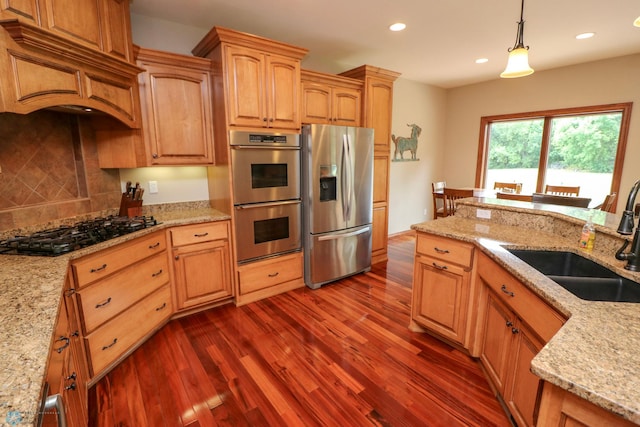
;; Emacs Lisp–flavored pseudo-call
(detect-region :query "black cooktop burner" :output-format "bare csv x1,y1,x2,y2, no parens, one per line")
0,216,158,256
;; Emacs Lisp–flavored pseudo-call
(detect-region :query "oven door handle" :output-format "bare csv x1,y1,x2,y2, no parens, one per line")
235,200,301,209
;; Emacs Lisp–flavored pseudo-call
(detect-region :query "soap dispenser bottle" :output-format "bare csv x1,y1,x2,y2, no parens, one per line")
579,213,596,251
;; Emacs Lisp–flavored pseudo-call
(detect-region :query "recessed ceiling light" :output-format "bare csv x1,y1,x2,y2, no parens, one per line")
475,58,489,64
389,23,406,32
576,32,595,40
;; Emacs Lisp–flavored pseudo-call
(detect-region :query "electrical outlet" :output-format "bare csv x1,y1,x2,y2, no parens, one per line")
476,209,491,219
148,181,159,194
423,208,427,216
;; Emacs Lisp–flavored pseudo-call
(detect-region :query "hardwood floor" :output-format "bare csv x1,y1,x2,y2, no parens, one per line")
89,233,511,426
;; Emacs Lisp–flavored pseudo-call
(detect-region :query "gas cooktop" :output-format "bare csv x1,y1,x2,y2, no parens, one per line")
0,216,158,256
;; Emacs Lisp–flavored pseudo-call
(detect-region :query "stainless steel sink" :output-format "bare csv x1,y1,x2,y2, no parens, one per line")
508,249,640,303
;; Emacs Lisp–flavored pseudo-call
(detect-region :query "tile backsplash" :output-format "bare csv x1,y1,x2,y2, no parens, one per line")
0,110,122,231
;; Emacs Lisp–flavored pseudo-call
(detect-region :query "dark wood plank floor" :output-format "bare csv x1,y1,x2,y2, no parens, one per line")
89,233,511,426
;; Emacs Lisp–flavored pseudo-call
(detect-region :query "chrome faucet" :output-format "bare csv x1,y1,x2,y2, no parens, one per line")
615,179,640,271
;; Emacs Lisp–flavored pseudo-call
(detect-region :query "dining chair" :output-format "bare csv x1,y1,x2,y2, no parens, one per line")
442,188,474,216
544,185,580,196
596,193,617,213
431,181,446,219
496,192,533,202
532,193,591,208
493,182,521,193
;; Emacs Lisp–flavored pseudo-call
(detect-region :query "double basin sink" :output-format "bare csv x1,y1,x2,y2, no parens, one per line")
508,249,640,303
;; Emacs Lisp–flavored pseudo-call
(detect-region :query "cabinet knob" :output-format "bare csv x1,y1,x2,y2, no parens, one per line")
64,382,77,391
506,321,513,327
152,153,159,158
511,328,520,334
65,372,77,381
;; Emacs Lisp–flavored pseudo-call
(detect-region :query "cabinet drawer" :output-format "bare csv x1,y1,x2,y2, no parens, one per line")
416,233,474,268
85,284,172,377
72,231,167,288
238,252,303,295
170,222,228,247
479,256,565,342
76,252,169,334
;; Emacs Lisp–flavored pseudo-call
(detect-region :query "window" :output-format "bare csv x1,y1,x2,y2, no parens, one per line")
475,103,632,211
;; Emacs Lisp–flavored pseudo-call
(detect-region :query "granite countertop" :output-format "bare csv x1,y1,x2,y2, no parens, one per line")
0,204,229,426
412,198,640,425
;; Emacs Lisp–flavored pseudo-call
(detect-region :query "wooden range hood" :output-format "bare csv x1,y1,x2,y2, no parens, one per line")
0,19,143,128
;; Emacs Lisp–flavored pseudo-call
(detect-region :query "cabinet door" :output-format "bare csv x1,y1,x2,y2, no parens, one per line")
173,239,232,309
332,86,361,126
371,204,388,262
365,77,394,153
504,324,544,427
301,82,332,124
141,63,214,164
0,0,39,22
40,0,102,50
100,0,132,61
266,53,301,129
224,45,267,128
412,255,469,344
480,290,514,394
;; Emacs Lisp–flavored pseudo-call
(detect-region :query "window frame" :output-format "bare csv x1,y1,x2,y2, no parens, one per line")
475,102,633,210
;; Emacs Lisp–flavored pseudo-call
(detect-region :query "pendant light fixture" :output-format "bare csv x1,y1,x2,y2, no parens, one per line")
500,0,534,78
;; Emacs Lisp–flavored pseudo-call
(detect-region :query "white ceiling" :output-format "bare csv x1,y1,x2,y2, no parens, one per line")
129,0,640,89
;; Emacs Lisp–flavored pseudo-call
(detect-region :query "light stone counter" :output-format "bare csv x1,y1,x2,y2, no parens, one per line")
0,203,229,426
411,197,640,425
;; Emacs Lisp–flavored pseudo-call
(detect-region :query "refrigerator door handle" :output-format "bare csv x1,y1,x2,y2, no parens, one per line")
341,133,353,221
317,226,370,241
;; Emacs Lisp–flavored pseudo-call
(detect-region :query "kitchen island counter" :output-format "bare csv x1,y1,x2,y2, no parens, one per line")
0,204,229,426
412,198,640,425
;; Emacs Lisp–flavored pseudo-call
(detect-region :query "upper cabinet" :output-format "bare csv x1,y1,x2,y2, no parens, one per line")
301,69,362,126
136,47,215,165
192,26,308,132
0,0,141,127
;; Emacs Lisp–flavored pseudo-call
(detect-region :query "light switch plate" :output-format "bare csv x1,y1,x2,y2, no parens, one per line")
148,181,159,194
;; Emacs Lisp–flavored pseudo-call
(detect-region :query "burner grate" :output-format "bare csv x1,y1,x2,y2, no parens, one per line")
0,215,158,256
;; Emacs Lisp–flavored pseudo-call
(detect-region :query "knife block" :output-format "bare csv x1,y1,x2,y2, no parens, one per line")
118,193,143,217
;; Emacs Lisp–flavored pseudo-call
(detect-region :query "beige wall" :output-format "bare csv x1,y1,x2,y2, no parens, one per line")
443,54,640,214
388,80,446,234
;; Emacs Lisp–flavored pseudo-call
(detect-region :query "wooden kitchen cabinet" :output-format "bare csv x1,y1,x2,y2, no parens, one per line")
339,65,400,264
537,382,638,427
42,275,88,427
236,250,304,306
476,252,566,427
170,221,233,310
192,26,308,132
69,230,171,380
136,47,215,165
0,0,39,23
301,69,362,126
37,0,133,61
411,233,475,347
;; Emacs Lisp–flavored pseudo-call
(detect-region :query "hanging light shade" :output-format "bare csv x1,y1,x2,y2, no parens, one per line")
634,16,640,27
501,0,534,78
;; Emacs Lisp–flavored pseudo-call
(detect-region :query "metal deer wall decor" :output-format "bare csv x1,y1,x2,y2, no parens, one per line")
391,123,421,162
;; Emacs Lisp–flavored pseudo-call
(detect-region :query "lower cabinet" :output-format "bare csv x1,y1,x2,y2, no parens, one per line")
476,252,566,427
537,382,638,427
235,251,304,306
411,232,475,347
170,221,233,310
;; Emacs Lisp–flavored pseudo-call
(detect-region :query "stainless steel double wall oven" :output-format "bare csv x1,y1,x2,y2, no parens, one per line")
230,130,302,262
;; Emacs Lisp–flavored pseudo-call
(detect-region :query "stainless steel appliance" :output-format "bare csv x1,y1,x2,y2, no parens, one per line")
302,124,374,289
230,130,302,263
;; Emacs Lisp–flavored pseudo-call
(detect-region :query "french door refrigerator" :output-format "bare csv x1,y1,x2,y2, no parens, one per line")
302,124,374,289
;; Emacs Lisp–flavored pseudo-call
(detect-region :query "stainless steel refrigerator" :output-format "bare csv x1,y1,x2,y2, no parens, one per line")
302,124,374,289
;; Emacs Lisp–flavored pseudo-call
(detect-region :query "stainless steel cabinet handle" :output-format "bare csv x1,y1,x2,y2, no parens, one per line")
90,263,107,273
318,226,370,241
501,284,515,297
95,297,112,308
235,200,300,209
434,247,450,254
44,394,68,427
